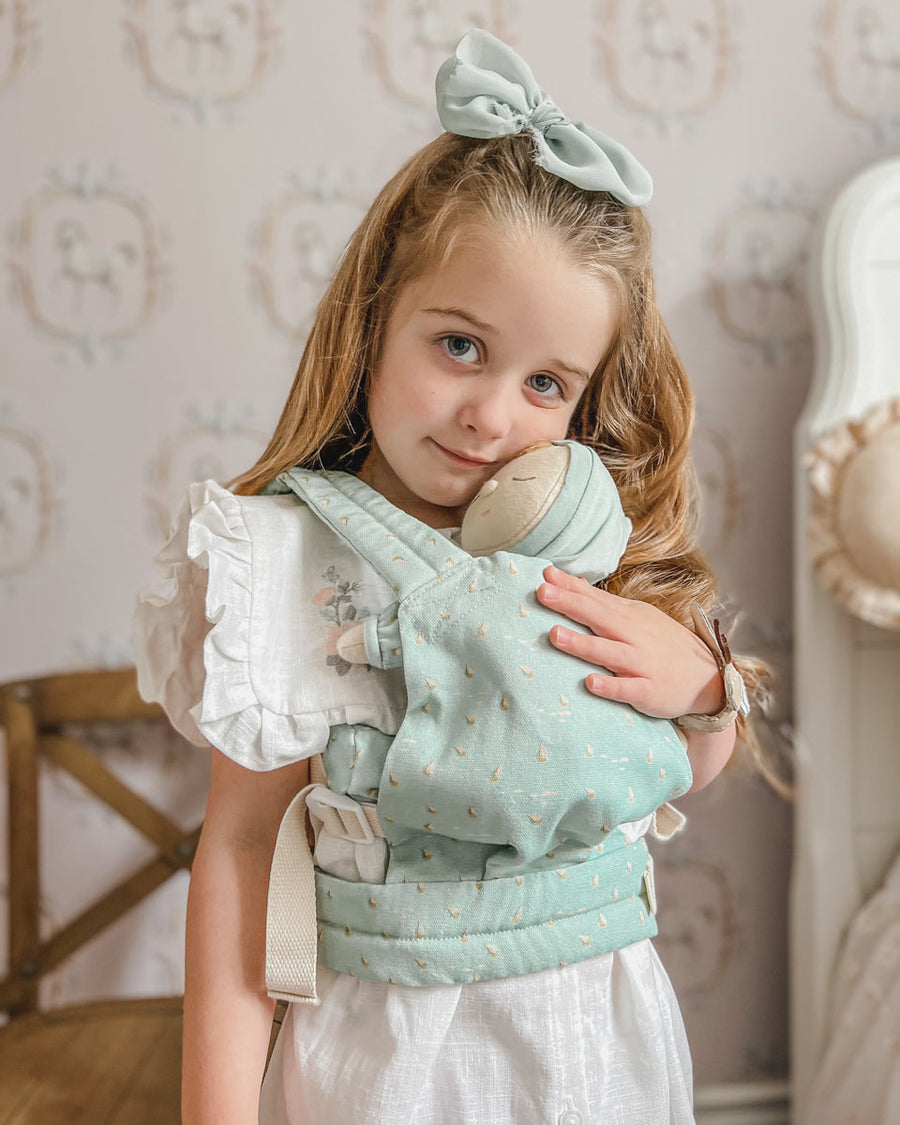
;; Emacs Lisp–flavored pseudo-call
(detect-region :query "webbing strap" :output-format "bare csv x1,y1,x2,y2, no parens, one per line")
310,753,327,786
265,782,320,1004
265,764,384,1003
276,468,469,596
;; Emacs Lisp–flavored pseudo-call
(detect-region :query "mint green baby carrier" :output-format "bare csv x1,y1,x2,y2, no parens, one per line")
270,446,692,988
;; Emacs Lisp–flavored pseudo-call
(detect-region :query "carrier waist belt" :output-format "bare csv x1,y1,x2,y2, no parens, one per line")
315,840,654,988
320,838,654,989
266,775,667,1001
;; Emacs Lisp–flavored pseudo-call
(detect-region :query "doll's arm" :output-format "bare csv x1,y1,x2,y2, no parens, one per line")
336,602,403,669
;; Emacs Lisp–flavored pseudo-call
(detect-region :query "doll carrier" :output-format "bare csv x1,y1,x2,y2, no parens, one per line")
264,468,691,1003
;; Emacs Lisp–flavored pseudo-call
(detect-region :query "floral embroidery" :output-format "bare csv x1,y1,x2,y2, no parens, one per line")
313,565,367,676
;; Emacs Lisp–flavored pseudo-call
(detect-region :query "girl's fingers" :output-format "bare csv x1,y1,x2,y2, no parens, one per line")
537,575,631,641
548,624,634,674
543,564,624,603
541,565,630,613
542,564,591,593
584,670,652,711
584,671,624,699
541,565,720,720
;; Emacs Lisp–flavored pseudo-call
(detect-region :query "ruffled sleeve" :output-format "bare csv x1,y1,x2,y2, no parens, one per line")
132,485,212,749
133,480,332,772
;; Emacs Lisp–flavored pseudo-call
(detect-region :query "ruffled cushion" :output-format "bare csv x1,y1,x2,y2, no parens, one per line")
806,397,900,630
133,481,406,772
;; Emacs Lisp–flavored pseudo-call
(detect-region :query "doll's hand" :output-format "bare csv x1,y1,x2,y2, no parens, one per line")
336,622,369,664
536,565,726,720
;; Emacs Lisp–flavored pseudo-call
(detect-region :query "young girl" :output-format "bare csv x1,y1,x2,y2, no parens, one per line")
135,29,764,1125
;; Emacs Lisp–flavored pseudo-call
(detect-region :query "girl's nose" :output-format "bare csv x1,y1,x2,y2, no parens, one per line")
457,382,512,441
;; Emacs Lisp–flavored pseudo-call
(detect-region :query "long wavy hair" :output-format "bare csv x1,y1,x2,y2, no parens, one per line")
230,132,780,790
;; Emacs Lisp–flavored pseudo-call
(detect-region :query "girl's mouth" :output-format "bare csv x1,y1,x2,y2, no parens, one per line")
430,440,495,469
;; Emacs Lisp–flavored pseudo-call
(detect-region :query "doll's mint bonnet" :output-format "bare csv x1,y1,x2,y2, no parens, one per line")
460,440,632,583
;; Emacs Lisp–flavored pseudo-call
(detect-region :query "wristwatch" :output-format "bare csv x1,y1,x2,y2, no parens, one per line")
674,604,751,733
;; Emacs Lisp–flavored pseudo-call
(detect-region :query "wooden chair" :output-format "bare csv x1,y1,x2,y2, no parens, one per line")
0,668,199,1123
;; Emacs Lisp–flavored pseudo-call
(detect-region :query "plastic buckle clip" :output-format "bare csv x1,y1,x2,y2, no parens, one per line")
643,853,658,915
306,786,376,845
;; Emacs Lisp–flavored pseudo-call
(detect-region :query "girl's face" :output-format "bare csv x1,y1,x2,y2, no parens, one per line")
360,226,619,527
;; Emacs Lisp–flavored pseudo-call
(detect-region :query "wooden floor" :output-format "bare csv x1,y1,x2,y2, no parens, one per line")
0,999,182,1124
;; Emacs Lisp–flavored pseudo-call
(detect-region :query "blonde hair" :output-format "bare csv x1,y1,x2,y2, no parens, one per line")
230,132,780,791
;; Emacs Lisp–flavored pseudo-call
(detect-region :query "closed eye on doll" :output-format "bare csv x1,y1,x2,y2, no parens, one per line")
512,476,537,481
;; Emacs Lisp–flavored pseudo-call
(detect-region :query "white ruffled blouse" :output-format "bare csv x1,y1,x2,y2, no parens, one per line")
133,480,407,769
133,480,694,1125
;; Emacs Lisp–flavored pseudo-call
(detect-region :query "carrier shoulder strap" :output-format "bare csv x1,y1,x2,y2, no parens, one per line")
272,468,470,597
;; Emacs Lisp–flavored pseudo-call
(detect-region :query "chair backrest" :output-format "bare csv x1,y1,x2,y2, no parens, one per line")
0,667,200,1019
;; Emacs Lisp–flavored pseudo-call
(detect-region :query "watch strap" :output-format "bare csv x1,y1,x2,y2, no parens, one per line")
674,604,750,732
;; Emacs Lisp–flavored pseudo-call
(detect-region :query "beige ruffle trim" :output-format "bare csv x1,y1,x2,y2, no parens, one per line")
805,397,900,631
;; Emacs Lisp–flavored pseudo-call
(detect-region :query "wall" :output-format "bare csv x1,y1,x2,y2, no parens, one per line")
2,0,899,1090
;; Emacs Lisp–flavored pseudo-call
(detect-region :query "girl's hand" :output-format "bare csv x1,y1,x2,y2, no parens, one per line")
536,564,726,721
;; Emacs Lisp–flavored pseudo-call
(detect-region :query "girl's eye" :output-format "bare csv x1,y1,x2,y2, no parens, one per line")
528,373,563,398
440,335,480,363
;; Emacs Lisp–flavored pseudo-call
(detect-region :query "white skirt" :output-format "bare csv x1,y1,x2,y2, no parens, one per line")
259,938,693,1125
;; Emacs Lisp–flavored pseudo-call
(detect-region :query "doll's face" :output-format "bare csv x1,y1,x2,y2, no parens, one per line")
359,225,617,527
460,442,570,555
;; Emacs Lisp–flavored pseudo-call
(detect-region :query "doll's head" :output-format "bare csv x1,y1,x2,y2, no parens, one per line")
460,441,572,556
459,440,631,583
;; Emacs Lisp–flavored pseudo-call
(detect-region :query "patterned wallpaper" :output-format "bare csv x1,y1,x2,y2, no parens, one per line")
2,0,898,1087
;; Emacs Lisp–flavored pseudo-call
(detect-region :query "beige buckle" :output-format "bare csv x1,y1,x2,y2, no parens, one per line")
306,786,377,844
643,853,658,915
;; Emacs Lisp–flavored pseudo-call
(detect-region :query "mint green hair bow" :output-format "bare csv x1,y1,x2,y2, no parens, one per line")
435,29,652,207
